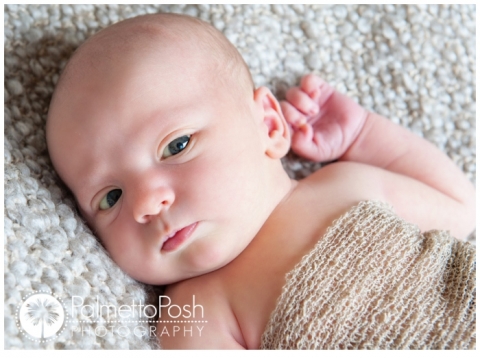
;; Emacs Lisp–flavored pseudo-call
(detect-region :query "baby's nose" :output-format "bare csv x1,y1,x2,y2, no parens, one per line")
132,185,175,224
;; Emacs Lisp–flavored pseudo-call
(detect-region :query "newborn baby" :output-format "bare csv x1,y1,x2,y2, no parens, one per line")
46,13,476,349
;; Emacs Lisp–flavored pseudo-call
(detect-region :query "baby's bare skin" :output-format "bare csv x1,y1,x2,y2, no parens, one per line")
159,75,476,349
45,14,475,349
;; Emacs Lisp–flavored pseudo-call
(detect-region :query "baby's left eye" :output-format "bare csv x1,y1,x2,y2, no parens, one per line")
162,135,191,158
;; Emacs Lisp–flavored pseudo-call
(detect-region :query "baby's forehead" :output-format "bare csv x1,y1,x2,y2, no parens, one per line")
60,28,214,98
48,14,254,145
59,14,252,95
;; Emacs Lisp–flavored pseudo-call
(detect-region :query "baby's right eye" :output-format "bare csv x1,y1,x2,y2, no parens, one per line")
99,189,122,210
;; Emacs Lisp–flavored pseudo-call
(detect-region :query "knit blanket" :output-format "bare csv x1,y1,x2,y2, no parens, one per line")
4,5,476,349
261,201,476,349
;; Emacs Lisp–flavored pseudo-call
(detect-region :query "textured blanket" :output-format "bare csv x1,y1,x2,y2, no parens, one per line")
261,201,476,349
4,5,476,349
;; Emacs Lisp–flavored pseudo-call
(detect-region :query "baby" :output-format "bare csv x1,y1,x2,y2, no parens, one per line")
46,13,476,349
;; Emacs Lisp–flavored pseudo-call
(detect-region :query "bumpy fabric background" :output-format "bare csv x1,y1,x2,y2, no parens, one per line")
4,4,476,349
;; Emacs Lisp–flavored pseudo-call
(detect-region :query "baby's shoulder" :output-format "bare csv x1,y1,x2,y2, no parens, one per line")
158,274,246,348
290,161,391,225
305,161,387,201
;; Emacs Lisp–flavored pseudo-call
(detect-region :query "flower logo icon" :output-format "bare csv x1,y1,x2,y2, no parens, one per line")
18,292,66,341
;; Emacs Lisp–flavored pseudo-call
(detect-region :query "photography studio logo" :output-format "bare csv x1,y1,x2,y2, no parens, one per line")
70,295,207,339
16,291,68,343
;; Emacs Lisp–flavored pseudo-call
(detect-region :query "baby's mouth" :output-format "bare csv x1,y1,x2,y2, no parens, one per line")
161,222,198,252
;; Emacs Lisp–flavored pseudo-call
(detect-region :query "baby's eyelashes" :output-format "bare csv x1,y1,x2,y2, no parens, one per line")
162,135,191,158
99,189,122,210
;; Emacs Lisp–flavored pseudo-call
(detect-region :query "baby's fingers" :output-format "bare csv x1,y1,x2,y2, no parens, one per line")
300,74,335,107
285,87,319,116
300,74,324,99
280,101,307,128
290,123,324,162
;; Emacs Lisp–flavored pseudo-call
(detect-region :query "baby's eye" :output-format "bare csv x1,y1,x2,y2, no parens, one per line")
99,189,122,210
162,135,191,158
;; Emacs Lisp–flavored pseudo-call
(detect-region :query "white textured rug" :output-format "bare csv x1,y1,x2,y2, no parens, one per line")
4,4,476,349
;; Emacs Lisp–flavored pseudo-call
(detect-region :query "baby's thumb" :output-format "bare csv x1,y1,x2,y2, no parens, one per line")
291,123,322,161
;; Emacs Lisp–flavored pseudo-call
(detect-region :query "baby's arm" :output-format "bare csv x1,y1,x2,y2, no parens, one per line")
283,74,475,239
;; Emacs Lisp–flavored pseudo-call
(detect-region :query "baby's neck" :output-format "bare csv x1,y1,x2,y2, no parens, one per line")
264,165,299,221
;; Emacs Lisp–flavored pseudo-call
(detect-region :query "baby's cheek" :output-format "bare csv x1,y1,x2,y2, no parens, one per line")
100,227,136,264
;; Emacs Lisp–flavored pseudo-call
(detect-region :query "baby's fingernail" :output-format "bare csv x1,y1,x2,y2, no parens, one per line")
309,89,320,99
295,118,306,128
309,104,319,115
299,123,310,135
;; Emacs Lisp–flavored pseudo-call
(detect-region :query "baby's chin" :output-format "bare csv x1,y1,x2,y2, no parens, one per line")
180,237,242,278
131,232,250,285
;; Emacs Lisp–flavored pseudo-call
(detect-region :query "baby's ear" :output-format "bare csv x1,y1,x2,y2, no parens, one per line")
253,86,290,159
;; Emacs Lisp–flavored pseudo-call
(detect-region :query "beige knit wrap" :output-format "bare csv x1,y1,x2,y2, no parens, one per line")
261,201,476,349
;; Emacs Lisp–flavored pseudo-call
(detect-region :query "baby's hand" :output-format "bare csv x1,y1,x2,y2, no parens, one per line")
281,74,368,162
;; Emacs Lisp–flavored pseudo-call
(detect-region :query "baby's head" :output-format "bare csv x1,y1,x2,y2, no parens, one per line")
46,13,293,285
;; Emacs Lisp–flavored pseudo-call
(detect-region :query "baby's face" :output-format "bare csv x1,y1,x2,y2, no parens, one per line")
48,43,277,284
